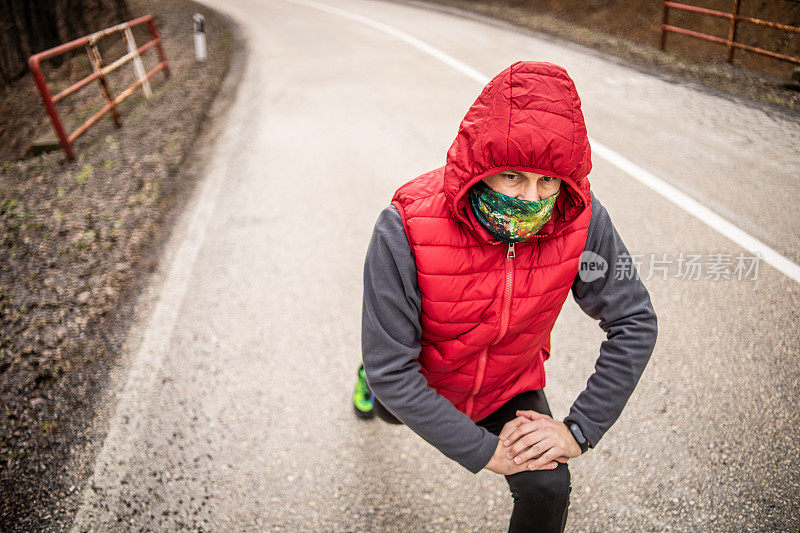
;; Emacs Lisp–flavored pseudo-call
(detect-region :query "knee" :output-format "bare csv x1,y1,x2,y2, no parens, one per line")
507,462,571,503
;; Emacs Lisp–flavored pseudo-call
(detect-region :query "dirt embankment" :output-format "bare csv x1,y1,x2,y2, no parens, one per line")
0,0,240,529
408,0,800,113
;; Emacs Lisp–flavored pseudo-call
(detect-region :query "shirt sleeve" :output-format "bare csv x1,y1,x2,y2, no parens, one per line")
566,191,659,448
361,204,498,474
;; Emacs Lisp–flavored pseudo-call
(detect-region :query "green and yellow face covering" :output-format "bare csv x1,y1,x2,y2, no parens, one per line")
467,179,560,243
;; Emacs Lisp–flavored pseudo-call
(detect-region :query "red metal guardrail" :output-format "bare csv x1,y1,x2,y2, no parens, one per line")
660,1,800,68
28,15,170,161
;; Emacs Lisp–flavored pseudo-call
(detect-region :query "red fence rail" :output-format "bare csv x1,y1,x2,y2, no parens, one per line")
660,1,800,68
28,14,170,161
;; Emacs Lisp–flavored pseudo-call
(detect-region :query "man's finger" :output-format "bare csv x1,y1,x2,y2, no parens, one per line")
498,417,526,441
521,457,558,471
503,418,547,446
504,419,546,448
516,410,551,420
512,437,556,465
505,422,547,455
508,427,548,458
536,461,559,470
530,447,561,470
506,423,540,457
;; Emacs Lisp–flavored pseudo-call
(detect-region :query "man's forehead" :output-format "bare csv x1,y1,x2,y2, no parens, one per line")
507,170,551,178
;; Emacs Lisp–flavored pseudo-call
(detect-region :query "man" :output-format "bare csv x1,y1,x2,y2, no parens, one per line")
352,60,658,532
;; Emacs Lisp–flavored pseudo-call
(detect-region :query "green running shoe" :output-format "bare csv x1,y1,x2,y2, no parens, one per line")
353,363,375,419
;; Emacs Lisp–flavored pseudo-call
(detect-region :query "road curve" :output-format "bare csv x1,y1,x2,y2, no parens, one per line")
70,0,800,530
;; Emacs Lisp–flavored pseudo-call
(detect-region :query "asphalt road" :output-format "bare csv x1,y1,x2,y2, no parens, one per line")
69,0,800,530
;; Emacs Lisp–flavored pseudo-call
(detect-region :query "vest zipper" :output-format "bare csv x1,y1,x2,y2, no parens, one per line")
465,242,516,418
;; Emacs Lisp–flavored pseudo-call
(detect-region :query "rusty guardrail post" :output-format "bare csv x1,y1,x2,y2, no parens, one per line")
86,40,122,127
726,0,740,63
147,18,170,78
28,55,75,160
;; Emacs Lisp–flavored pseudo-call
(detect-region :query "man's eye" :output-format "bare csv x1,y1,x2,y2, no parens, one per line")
541,176,556,182
503,173,520,181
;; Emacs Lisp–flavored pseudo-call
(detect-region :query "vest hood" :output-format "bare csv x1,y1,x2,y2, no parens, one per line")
443,61,592,243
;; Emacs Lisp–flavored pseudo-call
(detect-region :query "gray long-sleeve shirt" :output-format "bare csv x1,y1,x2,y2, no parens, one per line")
361,190,658,474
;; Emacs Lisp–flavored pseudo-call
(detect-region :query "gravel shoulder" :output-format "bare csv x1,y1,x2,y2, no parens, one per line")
0,0,244,529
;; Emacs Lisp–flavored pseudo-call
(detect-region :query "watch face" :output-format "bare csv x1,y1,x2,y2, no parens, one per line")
568,422,588,450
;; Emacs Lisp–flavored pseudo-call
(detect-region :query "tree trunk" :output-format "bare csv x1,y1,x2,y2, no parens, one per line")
0,0,129,88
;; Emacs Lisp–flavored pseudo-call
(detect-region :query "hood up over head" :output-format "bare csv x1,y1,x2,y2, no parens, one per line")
443,61,592,243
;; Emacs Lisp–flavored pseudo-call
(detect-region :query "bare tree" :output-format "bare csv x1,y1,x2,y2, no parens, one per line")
0,0,129,88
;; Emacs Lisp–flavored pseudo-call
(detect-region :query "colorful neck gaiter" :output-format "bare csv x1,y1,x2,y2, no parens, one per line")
467,179,559,243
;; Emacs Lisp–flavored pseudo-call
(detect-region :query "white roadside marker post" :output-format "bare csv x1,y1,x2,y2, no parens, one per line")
193,13,206,61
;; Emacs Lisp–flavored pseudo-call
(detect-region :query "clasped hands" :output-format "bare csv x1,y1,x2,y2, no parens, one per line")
484,410,582,475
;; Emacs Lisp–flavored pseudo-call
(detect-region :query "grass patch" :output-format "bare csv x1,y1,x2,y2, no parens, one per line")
75,164,93,185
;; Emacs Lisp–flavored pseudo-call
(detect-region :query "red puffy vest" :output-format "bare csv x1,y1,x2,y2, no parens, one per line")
391,61,593,422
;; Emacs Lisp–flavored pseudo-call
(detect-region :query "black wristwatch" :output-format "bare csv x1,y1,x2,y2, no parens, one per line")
564,419,589,454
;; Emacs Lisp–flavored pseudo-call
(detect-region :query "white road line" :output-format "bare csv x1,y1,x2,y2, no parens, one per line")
70,134,230,531
70,43,247,529
590,141,799,282
282,0,800,285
